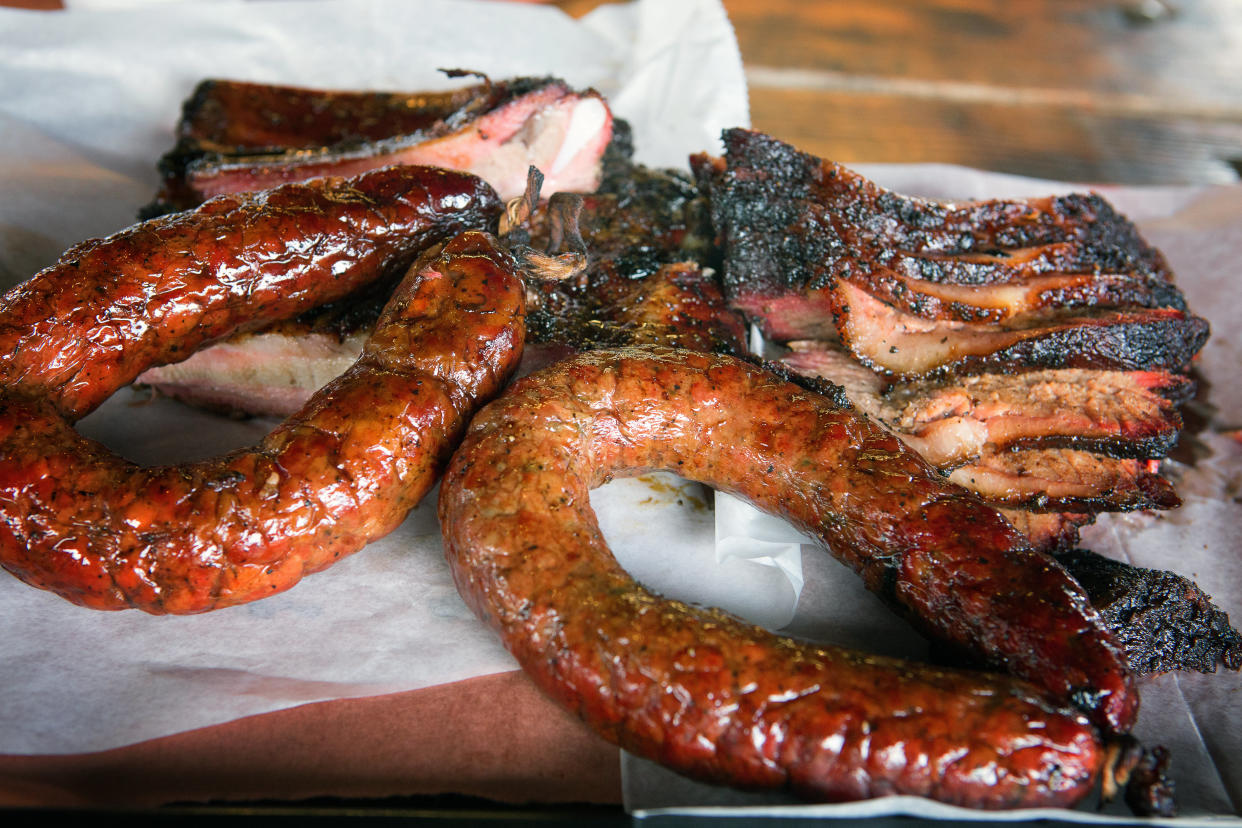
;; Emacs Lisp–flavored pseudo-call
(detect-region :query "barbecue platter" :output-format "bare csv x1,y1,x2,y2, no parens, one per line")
1,74,1238,816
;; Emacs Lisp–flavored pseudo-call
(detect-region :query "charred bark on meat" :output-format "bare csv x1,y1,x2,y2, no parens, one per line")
1056,548,1242,675
699,129,1210,378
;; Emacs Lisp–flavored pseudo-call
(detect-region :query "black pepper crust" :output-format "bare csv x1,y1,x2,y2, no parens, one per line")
1056,547,1242,675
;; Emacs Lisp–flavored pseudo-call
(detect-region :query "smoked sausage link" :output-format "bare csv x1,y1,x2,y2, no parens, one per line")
0,165,499,419
0,167,523,614
438,346,1137,807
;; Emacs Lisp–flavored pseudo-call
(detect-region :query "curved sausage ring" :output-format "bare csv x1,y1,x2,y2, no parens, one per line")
439,346,1140,808
0,167,523,613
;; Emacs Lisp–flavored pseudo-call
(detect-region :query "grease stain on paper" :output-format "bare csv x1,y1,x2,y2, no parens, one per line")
633,473,710,511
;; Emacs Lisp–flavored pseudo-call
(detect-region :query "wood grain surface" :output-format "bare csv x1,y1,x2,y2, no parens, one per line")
553,0,1242,184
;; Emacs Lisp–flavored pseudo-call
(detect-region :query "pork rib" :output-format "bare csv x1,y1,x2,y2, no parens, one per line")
173,77,488,151
147,76,614,215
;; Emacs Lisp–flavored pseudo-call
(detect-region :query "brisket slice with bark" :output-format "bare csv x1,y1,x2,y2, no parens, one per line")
697,129,1209,377
698,130,1215,653
833,282,1208,379
946,449,1179,512
779,340,1183,520
701,129,1175,316
784,341,1191,467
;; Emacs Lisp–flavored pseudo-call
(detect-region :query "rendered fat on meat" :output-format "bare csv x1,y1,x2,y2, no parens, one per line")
175,78,490,151
833,282,1208,379
783,340,1190,468
946,449,1179,512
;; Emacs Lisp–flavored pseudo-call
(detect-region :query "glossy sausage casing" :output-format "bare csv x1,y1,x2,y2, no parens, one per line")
0,165,498,420
439,346,1135,806
0,168,523,614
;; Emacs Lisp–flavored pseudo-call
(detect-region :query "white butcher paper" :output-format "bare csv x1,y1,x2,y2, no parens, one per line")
1,0,1240,824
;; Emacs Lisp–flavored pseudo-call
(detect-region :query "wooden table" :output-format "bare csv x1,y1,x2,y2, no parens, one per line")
2,0,1239,820
560,0,1242,186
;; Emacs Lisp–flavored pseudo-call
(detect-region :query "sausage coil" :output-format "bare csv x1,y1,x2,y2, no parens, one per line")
0,167,524,613
438,346,1140,808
